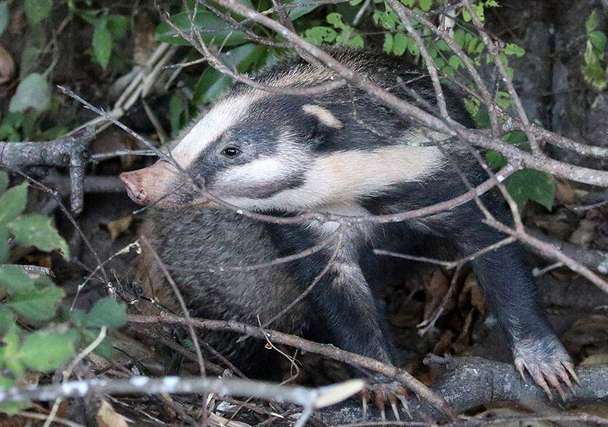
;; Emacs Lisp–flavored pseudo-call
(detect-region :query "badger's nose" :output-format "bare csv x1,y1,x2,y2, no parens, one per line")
119,171,148,205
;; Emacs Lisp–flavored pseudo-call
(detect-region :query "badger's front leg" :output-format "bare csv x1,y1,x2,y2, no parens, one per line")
313,240,407,419
465,233,577,398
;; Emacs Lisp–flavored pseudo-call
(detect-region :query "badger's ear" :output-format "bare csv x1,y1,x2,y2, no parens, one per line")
302,104,343,130
301,104,343,147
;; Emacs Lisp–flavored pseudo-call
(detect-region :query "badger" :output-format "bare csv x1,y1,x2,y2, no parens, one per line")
120,49,576,412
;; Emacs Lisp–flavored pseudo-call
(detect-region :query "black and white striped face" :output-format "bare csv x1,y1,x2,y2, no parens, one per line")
121,89,446,213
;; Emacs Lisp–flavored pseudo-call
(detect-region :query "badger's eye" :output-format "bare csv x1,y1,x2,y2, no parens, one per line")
221,146,241,158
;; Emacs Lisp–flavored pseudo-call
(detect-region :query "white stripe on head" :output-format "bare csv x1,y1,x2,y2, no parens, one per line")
170,95,256,168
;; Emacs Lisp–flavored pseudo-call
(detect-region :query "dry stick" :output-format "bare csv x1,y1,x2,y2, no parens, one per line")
204,2,287,48
0,373,363,413
139,236,207,374
214,0,608,187
486,219,608,294
162,10,346,96
166,231,338,274
374,236,516,270
0,127,94,214
462,0,541,155
261,229,345,329
128,314,457,420
394,3,500,135
9,169,110,286
390,0,449,119
43,327,107,427
406,3,607,159
140,234,211,425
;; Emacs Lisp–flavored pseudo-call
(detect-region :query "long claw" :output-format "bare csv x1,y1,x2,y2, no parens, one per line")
532,369,553,400
557,364,575,393
515,359,527,382
390,399,400,421
544,372,566,401
397,395,411,419
361,394,368,419
564,362,580,385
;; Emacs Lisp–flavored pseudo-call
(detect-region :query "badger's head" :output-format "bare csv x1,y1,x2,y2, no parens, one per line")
120,89,444,213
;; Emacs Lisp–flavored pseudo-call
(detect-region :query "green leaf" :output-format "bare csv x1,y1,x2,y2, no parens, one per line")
504,42,526,57
155,10,248,47
507,169,556,210
304,26,337,45
24,0,52,26
327,13,345,30
80,328,113,359
107,15,128,40
85,297,127,328
19,331,75,372
589,31,607,51
93,18,113,70
0,374,30,414
586,10,599,33
448,55,462,70
419,0,432,12
7,214,70,259
287,0,321,21
193,44,265,105
0,2,9,37
454,29,466,48
0,171,9,194
169,94,186,136
383,33,394,54
7,285,64,322
485,150,507,169
2,324,22,376
0,265,35,295
0,305,15,336
0,227,9,264
402,0,415,6
407,36,419,56
0,183,27,225
8,73,51,113
393,32,408,56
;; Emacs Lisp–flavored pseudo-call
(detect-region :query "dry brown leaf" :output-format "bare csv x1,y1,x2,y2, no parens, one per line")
133,12,157,66
96,400,130,427
568,218,596,247
0,44,15,85
422,269,450,320
460,273,486,316
555,180,576,205
104,216,133,240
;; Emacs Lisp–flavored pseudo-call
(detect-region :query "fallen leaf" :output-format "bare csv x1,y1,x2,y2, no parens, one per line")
0,43,15,84
96,400,130,427
104,216,133,240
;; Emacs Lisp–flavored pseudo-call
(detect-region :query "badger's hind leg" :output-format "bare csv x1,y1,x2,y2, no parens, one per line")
469,240,577,399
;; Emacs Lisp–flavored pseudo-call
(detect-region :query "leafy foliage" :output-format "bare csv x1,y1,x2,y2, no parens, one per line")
582,10,607,91
0,175,127,415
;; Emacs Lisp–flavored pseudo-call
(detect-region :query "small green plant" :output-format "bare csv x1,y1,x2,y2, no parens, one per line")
582,9,607,91
0,172,126,415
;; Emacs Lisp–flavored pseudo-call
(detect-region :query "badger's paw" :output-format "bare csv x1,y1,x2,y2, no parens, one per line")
361,375,410,420
513,336,578,401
